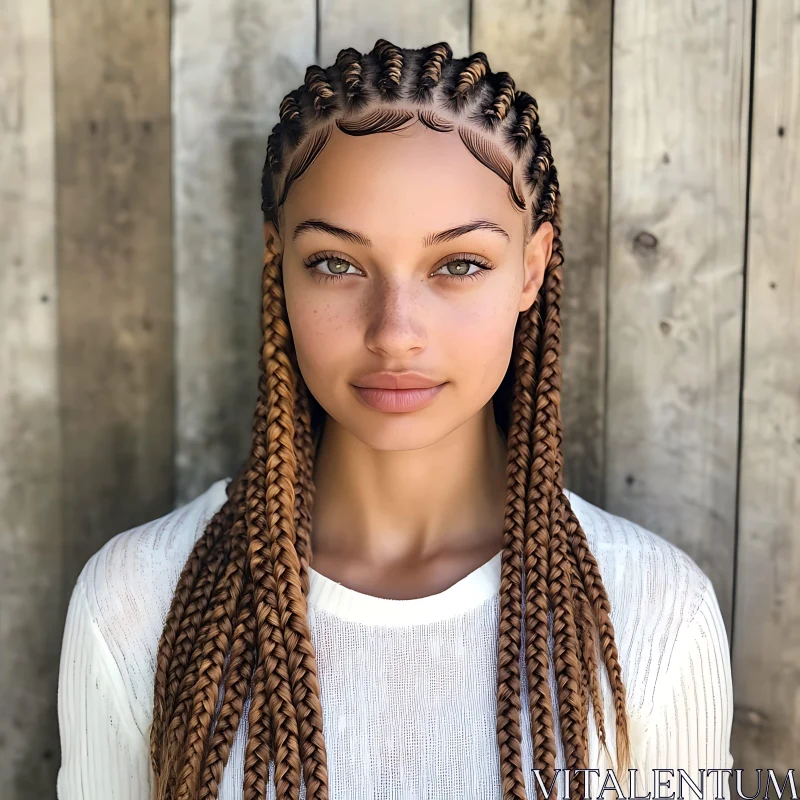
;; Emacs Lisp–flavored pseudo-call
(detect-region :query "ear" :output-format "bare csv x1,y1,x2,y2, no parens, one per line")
519,220,554,313
264,220,283,251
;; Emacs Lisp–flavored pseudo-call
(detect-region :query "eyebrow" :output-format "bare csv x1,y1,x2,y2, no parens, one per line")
292,218,511,248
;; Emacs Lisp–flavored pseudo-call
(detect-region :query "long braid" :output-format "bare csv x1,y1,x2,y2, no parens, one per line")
160,531,235,799
292,378,317,599
260,236,328,798
561,508,598,749
152,519,223,774
151,39,631,800
197,531,255,798
563,495,631,777
497,298,544,799
175,533,249,800
198,578,255,800
244,246,303,799
548,207,609,771
540,195,590,798
171,480,252,798
523,263,559,795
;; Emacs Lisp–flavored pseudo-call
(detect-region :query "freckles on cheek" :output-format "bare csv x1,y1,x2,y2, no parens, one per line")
291,301,353,371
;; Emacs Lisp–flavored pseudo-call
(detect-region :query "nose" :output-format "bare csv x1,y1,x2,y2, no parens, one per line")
363,277,427,358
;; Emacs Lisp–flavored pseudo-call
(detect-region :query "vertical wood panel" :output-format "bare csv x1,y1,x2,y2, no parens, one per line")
0,1,795,791
0,1,61,795
52,0,174,607
731,0,800,773
474,0,613,506
317,0,469,63
173,0,316,503
605,0,752,629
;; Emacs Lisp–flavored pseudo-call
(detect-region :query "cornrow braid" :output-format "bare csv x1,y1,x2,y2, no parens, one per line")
304,65,338,119
151,39,631,800
277,89,304,149
445,51,491,114
334,47,370,114
335,47,363,97
471,70,517,132
506,89,540,159
371,38,404,100
411,41,453,104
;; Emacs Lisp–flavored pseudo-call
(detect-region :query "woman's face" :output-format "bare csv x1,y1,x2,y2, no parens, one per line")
269,119,552,451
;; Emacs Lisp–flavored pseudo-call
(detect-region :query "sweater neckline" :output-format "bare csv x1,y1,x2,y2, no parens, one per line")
214,477,502,626
306,548,502,625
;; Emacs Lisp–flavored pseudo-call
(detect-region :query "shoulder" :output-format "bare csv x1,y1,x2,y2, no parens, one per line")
64,477,231,735
563,488,727,716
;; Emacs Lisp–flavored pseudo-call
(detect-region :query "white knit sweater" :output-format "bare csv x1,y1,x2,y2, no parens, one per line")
57,478,734,799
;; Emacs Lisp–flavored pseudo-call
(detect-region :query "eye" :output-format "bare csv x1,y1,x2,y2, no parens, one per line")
303,252,364,281
432,254,494,282
302,251,495,283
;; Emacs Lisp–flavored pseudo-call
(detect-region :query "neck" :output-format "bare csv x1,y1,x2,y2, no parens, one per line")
309,404,508,569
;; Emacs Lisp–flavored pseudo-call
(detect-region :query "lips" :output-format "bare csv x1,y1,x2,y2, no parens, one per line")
352,384,446,413
351,371,448,413
353,371,445,390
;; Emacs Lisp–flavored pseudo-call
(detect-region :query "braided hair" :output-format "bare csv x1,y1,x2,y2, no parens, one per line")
150,39,632,800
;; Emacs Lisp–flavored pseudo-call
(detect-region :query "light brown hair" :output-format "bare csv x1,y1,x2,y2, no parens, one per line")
150,38,631,800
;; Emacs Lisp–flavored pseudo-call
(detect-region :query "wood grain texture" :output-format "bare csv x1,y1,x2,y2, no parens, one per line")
0,2,62,796
317,0,469,64
473,0,613,507
731,0,800,775
52,0,174,587
2,2,797,791
173,0,316,503
604,0,752,630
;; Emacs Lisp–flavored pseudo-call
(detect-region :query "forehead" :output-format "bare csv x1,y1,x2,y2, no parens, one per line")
280,121,526,247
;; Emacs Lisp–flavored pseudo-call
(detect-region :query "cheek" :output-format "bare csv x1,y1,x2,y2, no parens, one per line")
285,288,359,383
436,282,519,382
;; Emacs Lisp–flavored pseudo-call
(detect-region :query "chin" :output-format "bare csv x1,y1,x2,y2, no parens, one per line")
340,411,463,453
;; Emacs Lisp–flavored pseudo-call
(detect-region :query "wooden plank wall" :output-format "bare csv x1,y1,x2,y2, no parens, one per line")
1,2,62,797
52,0,175,591
1,0,173,795
173,1,316,503
1,0,797,795
731,0,800,777
606,0,751,633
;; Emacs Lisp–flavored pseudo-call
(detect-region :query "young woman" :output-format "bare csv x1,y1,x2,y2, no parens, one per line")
57,39,734,800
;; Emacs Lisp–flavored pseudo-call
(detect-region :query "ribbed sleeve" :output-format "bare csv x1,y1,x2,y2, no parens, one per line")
635,576,735,799
56,578,152,799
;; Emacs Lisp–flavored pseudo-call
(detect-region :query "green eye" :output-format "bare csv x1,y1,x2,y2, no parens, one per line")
303,251,494,283
303,253,362,281
442,260,473,276
326,257,352,274
433,255,493,281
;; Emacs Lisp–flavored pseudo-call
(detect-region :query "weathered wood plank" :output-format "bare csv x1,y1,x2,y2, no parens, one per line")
731,0,800,775
52,0,174,582
317,0,469,64
0,2,62,795
173,0,317,503
474,0,613,506
605,0,752,630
